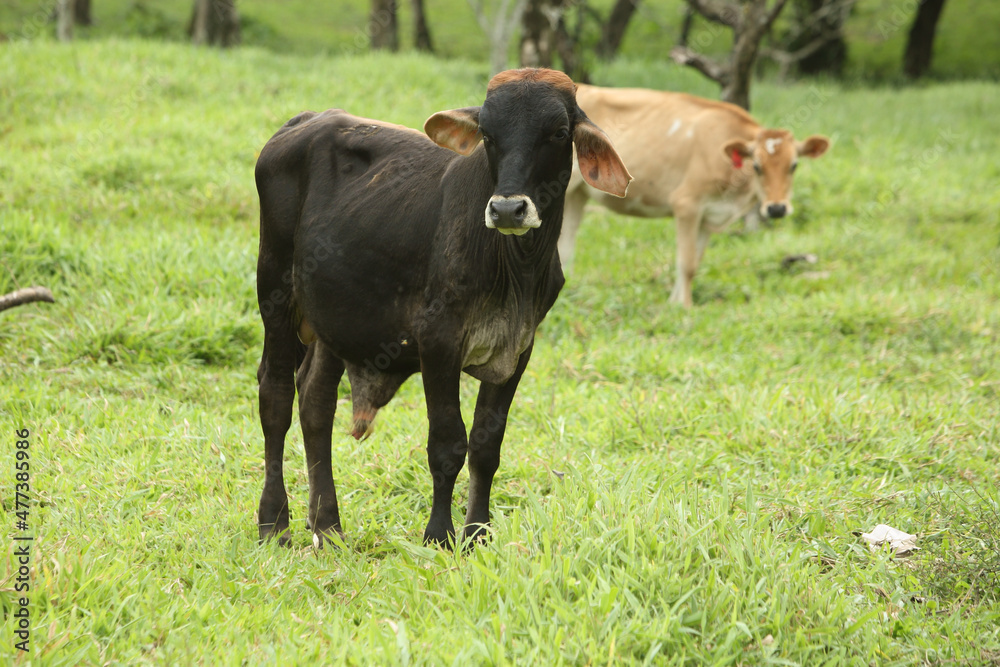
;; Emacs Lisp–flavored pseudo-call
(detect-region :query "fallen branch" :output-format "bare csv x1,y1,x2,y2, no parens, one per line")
0,286,55,312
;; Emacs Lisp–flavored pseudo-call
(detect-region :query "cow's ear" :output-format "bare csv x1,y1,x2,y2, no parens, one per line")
723,140,753,168
797,135,829,159
573,119,632,198
424,107,482,156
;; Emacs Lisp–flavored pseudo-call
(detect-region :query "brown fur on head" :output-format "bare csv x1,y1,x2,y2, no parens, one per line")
425,69,631,199
487,68,577,96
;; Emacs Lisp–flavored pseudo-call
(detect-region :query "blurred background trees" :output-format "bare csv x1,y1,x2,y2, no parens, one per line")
412,0,434,52
766,0,853,79
188,0,240,46
369,0,399,50
13,0,993,97
904,0,948,78
670,0,790,110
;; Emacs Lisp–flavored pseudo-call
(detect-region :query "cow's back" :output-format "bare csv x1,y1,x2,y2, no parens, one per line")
255,109,472,364
257,109,452,236
572,85,758,216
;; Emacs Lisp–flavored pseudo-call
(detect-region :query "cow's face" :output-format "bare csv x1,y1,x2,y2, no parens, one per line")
724,130,829,220
425,69,631,236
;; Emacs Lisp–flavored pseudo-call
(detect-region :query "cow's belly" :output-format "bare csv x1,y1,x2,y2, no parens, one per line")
701,197,754,232
293,258,425,370
589,187,673,219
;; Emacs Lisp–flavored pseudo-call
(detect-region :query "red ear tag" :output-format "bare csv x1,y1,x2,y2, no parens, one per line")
732,151,743,169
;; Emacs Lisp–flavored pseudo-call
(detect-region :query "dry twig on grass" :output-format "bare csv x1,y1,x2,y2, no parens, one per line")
0,286,55,312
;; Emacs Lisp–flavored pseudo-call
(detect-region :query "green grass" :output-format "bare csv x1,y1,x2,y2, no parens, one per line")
2,40,1000,664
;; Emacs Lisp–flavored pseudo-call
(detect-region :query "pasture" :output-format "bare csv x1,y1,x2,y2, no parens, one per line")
2,40,999,664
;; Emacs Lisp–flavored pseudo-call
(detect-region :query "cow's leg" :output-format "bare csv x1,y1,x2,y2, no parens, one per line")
419,348,467,547
556,185,589,272
742,208,764,233
670,200,702,307
256,243,305,545
296,338,346,548
257,331,299,545
463,344,533,543
296,343,317,531
696,226,712,267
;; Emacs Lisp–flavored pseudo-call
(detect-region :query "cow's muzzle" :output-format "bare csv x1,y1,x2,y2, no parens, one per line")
485,195,541,236
762,202,791,219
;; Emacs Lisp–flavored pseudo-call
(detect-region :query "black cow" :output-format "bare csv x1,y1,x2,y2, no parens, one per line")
254,68,631,549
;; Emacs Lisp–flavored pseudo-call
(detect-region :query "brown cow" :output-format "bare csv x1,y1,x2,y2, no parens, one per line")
559,84,829,307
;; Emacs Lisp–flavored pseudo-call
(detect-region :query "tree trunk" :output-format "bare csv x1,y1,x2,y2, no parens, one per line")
469,0,528,76
678,4,694,46
74,0,92,25
520,0,561,67
56,0,75,41
790,0,849,75
723,19,762,110
370,0,399,51
411,0,434,52
555,10,589,83
903,0,947,79
189,0,240,47
672,0,789,111
597,0,639,59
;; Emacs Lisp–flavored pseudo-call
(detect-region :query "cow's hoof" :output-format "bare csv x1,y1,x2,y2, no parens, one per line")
312,529,344,550
462,523,492,550
259,524,292,547
423,527,456,551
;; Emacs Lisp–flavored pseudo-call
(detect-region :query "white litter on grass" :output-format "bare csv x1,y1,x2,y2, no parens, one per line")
861,524,919,556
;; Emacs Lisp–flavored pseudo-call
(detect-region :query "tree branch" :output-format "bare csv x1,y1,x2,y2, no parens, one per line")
763,32,832,65
791,0,855,37
0,286,55,312
468,0,492,34
670,45,731,85
686,0,739,27
765,0,790,26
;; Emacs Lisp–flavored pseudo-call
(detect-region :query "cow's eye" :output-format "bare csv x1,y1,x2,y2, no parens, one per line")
790,162,798,173
551,127,570,142
753,163,762,175
481,132,492,146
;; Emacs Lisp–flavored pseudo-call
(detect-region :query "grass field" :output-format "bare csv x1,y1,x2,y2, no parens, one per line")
2,40,1000,664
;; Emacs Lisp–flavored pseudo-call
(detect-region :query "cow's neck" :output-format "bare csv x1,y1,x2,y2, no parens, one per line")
478,197,563,304
504,202,563,265
453,151,565,299
460,202,564,384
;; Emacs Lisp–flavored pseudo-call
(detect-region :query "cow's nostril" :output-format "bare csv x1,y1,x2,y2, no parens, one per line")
766,203,787,219
485,196,539,233
489,198,528,225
